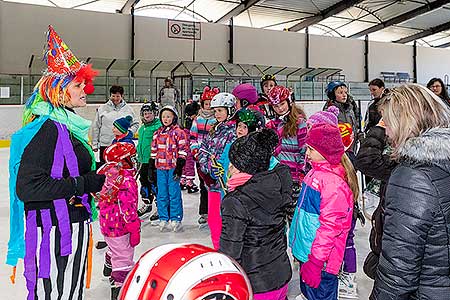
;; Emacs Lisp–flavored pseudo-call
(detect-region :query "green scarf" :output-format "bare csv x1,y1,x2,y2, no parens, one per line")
30,101,98,219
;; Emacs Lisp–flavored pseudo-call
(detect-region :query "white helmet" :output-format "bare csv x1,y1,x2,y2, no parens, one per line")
119,243,253,300
210,93,236,119
210,92,236,108
159,105,179,125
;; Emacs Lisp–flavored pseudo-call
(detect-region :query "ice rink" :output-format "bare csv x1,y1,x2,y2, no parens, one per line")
0,147,374,299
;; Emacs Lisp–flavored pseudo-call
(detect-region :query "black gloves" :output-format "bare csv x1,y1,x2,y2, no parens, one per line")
75,170,106,195
148,158,157,184
173,158,186,180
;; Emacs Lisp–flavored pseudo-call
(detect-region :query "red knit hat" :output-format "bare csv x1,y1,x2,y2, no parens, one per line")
306,123,345,165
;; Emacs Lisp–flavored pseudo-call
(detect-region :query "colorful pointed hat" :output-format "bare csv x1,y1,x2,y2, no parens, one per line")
44,25,84,76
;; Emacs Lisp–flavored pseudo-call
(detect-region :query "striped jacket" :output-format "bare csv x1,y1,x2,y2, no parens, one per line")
151,124,188,170
190,111,216,152
198,121,236,191
266,117,308,183
289,160,353,275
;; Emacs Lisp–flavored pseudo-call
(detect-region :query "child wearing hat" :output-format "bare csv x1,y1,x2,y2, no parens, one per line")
150,105,188,232
219,128,292,300
136,102,162,220
112,115,135,145
289,121,358,300
308,106,362,299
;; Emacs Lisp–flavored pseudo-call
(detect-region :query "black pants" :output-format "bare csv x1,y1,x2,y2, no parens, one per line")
139,163,150,188
198,176,208,215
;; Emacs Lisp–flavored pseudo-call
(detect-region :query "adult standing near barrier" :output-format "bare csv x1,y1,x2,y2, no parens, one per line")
7,25,106,300
426,77,450,106
365,78,386,132
159,77,181,113
370,84,450,300
91,85,138,166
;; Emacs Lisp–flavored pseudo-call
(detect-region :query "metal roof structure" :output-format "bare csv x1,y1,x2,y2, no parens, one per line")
6,0,450,47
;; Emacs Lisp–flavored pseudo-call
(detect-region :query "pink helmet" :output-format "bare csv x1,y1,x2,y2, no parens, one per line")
268,85,291,105
119,243,253,300
232,83,258,105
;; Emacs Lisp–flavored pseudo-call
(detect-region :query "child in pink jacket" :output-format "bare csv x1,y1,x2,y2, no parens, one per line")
96,142,140,300
289,122,358,300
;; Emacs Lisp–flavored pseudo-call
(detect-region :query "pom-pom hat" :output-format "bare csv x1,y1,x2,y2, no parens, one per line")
113,116,133,134
305,123,345,165
229,128,278,175
307,106,340,127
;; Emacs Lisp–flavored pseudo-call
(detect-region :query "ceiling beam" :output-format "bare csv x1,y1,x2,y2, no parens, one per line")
119,0,140,14
436,41,450,48
215,0,262,24
394,20,450,44
288,0,365,32
348,0,450,38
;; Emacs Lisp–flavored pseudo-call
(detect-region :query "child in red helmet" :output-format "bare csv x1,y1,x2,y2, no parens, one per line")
96,142,140,300
190,86,220,226
266,85,308,225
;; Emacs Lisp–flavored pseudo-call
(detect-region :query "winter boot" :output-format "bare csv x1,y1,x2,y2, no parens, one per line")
111,286,121,300
137,203,152,220
187,183,199,194
180,178,187,190
96,241,108,250
338,272,358,299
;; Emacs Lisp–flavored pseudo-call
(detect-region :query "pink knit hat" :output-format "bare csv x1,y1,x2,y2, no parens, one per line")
306,123,344,165
307,106,339,127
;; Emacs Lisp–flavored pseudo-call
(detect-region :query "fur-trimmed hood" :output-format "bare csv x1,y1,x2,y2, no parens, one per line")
398,127,450,168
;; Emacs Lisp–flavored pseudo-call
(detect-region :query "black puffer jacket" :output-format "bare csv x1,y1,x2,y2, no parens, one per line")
355,126,397,279
219,164,293,294
364,97,383,133
370,128,450,300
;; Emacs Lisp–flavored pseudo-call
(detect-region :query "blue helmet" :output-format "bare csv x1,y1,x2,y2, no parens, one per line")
326,81,347,101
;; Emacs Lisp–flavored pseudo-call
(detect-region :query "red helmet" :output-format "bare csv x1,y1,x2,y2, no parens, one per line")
268,85,291,105
103,142,136,164
119,244,253,300
338,123,354,151
200,86,220,102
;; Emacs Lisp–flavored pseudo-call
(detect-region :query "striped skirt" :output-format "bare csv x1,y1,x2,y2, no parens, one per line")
26,220,91,300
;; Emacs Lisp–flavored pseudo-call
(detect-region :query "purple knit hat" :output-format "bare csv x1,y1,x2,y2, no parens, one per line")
307,106,339,127
232,83,258,105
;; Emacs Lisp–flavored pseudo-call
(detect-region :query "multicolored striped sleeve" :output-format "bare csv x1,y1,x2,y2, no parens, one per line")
190,119,200,151
150,130,159,159
177,129,188,159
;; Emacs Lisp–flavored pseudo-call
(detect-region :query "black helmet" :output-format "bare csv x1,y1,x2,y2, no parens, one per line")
140,102,158,116
260,74,277,91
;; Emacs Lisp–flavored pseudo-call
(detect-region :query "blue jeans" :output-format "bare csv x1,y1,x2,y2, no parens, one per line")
156,169,183,222
300,270,338,300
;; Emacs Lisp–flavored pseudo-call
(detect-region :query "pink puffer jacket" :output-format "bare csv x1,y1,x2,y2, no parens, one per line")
98,168,139,238
289,160,354,275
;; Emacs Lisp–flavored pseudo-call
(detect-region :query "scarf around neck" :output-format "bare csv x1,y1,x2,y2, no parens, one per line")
31,101,95,169
227,172,253,192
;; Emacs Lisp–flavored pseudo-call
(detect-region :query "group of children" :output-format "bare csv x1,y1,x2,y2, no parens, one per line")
95,74,363,300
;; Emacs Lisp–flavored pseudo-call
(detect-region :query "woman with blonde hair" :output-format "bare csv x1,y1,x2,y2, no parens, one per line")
370,84,450,299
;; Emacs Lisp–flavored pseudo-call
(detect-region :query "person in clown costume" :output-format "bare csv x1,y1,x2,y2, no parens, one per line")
7,25,105,300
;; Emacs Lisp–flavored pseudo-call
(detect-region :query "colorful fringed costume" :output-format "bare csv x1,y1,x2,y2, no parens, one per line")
6,25,102,300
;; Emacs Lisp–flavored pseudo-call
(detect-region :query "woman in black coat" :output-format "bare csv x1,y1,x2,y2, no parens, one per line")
355,123,397,279
370,84,450,300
